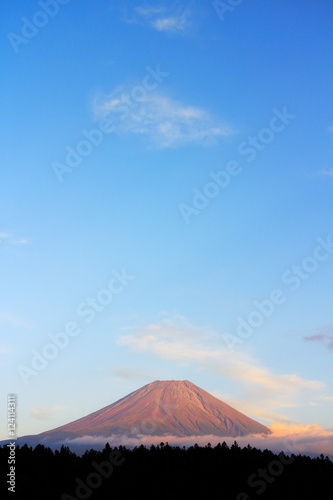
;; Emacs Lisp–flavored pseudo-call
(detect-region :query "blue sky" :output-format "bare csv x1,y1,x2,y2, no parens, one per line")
1,0,333,451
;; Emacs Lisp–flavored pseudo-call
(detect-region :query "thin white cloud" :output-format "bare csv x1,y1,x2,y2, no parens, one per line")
0,311,34,330
151,14,189,33
211,393,299,425
117,317,324,421
135,6,165,17
0,232,9,241
129,4,191,33
93,90,234,148
30,406,65,421
322,396,333,402
318,169,333,178
13,238,30,245
0,231,30,246
328,124,333,134
64,423,333,457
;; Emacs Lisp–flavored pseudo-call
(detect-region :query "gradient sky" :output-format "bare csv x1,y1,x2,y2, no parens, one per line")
1,0,333,448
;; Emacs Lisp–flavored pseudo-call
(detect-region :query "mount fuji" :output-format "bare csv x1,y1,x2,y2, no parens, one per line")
11,380,271,449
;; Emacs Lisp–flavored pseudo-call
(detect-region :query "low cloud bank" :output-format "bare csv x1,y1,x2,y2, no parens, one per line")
63,423,333,458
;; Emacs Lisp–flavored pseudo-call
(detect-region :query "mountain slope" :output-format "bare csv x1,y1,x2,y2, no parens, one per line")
19,380,271,445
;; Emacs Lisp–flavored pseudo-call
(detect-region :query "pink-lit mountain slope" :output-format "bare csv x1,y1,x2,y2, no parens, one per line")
17,380,271,446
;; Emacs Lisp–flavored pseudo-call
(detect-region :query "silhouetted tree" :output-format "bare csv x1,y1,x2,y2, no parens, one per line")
0,441,331,499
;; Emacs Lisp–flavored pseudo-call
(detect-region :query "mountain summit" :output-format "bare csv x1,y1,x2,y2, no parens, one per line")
17,380,271,447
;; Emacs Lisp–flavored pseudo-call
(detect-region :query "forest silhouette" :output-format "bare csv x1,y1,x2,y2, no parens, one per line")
1,440,332,499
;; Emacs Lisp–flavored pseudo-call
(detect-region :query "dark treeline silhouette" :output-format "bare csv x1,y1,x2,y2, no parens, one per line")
0,441,332,499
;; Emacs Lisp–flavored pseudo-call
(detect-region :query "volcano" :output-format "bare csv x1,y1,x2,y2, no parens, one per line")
13,380,271,448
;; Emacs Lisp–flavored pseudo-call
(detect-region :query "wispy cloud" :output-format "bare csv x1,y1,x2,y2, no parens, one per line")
0,311,34,330
93,90,233,148
135,6,165,17
64,423,333,457
0,232,10,242
317,169,333,178
30,406,65,421
13,238,30,245
0,230,30,246
321,395,333,402
126,4,191,34
304,324,333,350
151,14,189,33
117,317,324,421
